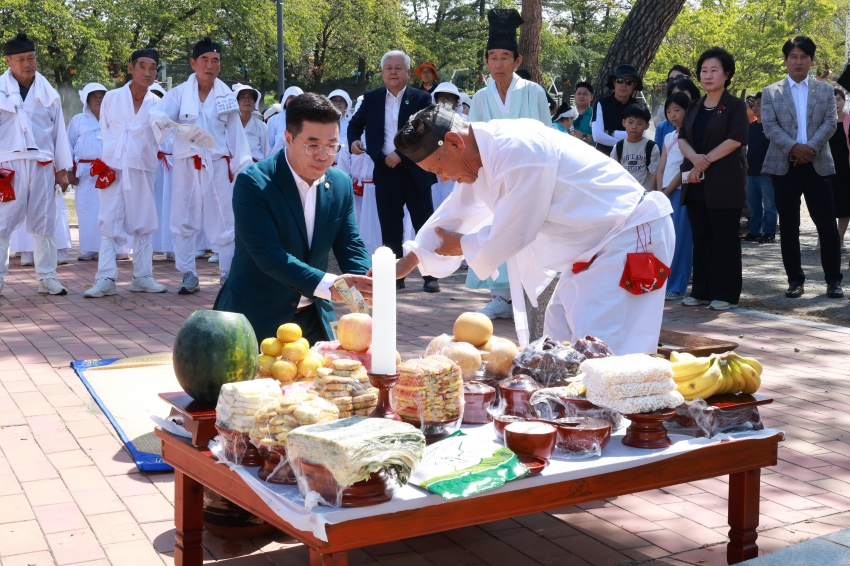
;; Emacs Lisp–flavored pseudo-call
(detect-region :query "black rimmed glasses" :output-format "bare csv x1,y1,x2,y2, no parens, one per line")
292,136,342,156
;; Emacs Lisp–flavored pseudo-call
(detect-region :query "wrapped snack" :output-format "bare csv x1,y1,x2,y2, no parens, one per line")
313,359,378,417
312,340,373,372
214,379,283,466
572,335,614,359
393,355,464,427
286,417,426,508
250,391,338,483
529,386,624,431
512,336,585,387
667,397,766,438
581,354,683,415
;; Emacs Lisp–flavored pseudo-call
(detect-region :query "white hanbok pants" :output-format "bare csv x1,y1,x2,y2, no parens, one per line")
95,168,158,281
170,157,234,274
11,189,72,252
0,159,59,281
74,162,102,253
151,156,174,253
543,215,675,355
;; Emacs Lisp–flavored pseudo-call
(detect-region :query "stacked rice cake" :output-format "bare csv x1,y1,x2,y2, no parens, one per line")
286,416,426,489
581,354,684,414
392,355,463,422
313,360,378,417
250,391,339,448
215,379,283,432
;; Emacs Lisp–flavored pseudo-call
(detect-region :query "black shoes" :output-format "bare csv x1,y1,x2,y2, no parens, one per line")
785,283,804,298
827,282,844,299
396,279,405,290
423,277,441,293
757,233,776,243
742,233,760,242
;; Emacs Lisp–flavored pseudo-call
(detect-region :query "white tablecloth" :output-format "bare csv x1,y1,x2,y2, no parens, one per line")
206,423,783,542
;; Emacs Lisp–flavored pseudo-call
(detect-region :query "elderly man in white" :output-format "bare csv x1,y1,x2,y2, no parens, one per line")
391,105,675,355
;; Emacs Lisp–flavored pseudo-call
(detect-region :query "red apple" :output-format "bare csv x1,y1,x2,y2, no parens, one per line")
338,313,372,352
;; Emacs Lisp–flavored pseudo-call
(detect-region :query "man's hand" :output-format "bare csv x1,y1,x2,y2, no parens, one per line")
790,144,815,165
55,170,70,192
434,227,464,256
687,168,703,185
691,154,711,172
330,274,373,304
350,140,365,155
67,172,80,186
365,251,420,280
384,151,402,169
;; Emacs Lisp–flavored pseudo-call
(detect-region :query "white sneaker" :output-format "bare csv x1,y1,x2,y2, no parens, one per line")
208,253,219,263
194,250,206,259
709,300,737,311
681,297,710,306
476,296,513,319
77,251,98,261
20,252,33,266
38,278,68,295
57,250,68,265
116,254,129,260
220,270,229,286
164,252,175,261
129,276,167,293
84,278,117,298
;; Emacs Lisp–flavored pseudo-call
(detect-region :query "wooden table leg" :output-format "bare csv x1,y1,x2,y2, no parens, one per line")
174,471,205,566
727,468,760,564
310,549,348,566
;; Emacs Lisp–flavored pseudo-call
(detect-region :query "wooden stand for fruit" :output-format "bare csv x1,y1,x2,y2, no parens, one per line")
669,394,773,438
159,392,217,448
368,373,401,421
622,409,677,449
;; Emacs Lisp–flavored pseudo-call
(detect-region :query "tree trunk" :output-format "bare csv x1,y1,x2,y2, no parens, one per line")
518,0,543,85
593,0,686,100
352,57,368,98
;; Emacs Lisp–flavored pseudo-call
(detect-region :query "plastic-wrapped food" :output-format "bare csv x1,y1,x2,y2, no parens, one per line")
585,390,684,415
392,356,464,430
580,354,673,386
551,417,611,458
313,359,377,417
215,379,282,466
528,387,624,431
667,397,765,438
286,417,426,508
572,335,614,359
312,341,373,372
512,336,586,387
462,382,496,424
581,354,682,414
497,374,541,418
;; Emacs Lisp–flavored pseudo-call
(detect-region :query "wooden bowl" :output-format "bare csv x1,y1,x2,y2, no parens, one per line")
504,421,557,460
463,382,496,424
551,417,611,453
498,375,542,418
494,414,526,442
256,445,296,485
298,461,394,507
215,426,263,467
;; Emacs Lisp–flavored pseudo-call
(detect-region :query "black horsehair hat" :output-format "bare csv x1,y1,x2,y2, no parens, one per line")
131,48,159,65
487,9,523,56
396,105,459,163
5,33,35,56
607,63,643,91
192,37,221,59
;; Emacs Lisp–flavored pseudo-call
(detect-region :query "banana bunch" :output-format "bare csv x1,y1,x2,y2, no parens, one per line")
670,351,762,400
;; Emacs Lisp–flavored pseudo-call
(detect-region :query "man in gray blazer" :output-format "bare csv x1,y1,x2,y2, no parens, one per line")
761,36,841,299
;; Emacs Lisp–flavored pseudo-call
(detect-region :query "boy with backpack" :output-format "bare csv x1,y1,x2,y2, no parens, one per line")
610,103,659,191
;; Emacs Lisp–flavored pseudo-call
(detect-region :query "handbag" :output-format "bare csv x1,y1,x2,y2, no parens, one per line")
0,168,15,202
619,224,670,295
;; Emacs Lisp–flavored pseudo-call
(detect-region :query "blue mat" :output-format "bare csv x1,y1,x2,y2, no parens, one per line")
71,358,174,472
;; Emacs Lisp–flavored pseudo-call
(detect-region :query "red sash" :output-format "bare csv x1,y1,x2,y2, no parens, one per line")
157,151,171,171
191,155,233,182
0,168,15,202
74,158,95,177
352,180,372,197
89,158,116,189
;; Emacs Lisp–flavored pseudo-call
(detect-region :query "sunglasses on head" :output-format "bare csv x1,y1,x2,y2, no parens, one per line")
616,78,637,86
668,74,690,82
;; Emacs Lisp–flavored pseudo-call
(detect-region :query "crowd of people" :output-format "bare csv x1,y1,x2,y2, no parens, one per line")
2,19,848,328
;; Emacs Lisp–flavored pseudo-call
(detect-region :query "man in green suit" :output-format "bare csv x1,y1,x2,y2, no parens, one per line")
214,93,372,344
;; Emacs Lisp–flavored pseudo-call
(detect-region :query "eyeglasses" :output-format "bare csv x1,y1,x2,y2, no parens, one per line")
615,78,637,86
292,135,341,156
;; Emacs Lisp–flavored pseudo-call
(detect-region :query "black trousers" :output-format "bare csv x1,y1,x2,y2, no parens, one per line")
772,163,842,285
373,161,435,277
686,202,743,304
291,305,329,345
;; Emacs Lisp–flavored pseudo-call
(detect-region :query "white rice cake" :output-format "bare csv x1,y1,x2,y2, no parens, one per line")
580,354,673,386
585,389,685,414
584,377,677,399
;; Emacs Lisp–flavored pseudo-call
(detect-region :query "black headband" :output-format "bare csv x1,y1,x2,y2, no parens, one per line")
396,104,458,163
4,33,35,56
131,48,159,65
192,37,221,59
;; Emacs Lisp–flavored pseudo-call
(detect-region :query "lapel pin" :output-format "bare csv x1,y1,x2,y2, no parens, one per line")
405,99,409,105
324,182,330,189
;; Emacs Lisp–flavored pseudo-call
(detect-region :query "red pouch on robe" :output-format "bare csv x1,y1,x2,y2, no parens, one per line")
0,168,15,202
619,225,670,295
352,181,364,197
89,159,116,189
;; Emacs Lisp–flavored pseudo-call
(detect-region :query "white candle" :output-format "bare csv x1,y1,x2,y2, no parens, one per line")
371,246,397,375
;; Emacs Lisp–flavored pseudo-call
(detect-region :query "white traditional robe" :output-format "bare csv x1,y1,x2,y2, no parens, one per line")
10,190,72,252
67,108,103,253
243,114,269,162
404,120,674,353
150,74,252,275
0,69,72,282
151,131,175,253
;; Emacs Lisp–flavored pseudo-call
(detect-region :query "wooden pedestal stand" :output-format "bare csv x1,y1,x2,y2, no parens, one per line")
368,372,401,421
623,409,677,449
158,392,217,448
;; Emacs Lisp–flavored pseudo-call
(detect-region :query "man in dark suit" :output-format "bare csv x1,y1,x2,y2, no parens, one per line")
347,50,441,292
214,93,372,344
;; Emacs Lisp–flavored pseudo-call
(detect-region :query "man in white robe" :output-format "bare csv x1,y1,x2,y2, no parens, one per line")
466,9,551,320
233,83,268,162
149,38,252,292
0,33,72,296
394,106,675,355
84,49,168,297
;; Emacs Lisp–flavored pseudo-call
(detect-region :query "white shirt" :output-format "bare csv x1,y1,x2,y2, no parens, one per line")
284,150,337,307
787,75,809,144
382,86,406,156
67,111,102,162
100,81,159,172
243,114,269,162
487,74,518,115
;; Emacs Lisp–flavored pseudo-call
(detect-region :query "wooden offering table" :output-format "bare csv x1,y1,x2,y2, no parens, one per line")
156,422,781,566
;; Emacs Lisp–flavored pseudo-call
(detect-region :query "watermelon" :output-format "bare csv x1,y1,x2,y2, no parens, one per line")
173,310,259,403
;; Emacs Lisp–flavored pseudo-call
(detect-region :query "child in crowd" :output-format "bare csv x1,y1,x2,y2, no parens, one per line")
655,92,693,301
742,92,777,243
610,103,659,191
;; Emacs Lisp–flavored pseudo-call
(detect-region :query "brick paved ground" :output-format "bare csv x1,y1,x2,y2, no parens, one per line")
3,239,850,566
